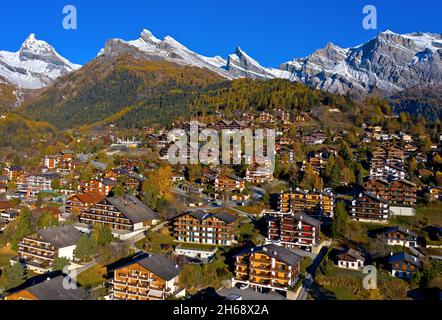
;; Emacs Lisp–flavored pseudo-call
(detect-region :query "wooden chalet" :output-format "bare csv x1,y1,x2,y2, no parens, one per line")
108,253,185,300
277,188,335,218
214,174,245,192
382,226,419,248
387,252,421,280
364,179,417,206
267,213,322,250
232,244,301,294
173,210,236,246
65,191,105,216
350,194,390,222
336,248,365,270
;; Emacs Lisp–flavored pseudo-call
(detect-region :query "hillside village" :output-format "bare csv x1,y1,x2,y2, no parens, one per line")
0,94,441,301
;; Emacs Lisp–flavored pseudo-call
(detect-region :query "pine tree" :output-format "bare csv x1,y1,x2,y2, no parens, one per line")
6,263,25,289
97,225,113,247
331,202,349,239
74,234,98,261
11,210,34,250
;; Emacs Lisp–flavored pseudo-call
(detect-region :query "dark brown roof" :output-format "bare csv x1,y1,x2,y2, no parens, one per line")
337,248,365,261
116,253,180,281
235,244,302,267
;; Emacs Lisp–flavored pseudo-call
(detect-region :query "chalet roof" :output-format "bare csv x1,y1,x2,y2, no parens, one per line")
111,168,130,175
37,225,82,249
383,226,418,238
9,275,88,300
226,174,243,182
0,200,14,210
115,253,180,281
388,252,421,268
367,178,390,185
390,179,416,187
291,188,334,198
73,191,105,205
292,212,322,227
214,211,236,224
179,210,236,224
102,178,119,186
337,248,365,262
30,207,61,219
235,244,302,267
357,194,389,204
7,166,23,171
106,196,158,223
367,178,416,187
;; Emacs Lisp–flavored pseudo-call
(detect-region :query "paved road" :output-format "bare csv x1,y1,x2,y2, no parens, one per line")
72,258,97,276
297,246,329,300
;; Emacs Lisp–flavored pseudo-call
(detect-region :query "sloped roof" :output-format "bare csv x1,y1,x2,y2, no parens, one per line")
383,226,418,238
14,275,87,300
106,196,158,223
337,248,365,261
178,210,236,224
293,212,322,227
235,244,302,267
73,191,105,204
388,252,421,268
115,253,180,281
37,225,82,249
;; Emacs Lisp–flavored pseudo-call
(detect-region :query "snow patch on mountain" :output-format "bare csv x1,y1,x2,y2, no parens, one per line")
0,34,81,89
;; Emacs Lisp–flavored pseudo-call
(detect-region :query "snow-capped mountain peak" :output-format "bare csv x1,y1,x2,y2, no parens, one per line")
101,28,280,80
0,33,81,89
140,29,161,44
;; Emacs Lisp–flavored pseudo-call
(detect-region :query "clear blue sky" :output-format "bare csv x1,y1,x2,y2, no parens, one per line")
0,0,441,66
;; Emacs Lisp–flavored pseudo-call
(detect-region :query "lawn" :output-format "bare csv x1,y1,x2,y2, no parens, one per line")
387,202,442,233
0,245,17,268
327,285,359,300
233,205,264,216
137,229,176,253
76,264,107,288
415,202,442,227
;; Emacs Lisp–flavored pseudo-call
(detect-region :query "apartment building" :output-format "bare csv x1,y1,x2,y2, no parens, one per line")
109,253,185,300
364,179,417,206
214,174,245,192
65,191,105,216
245,166,274,184
232,244,301,294
267,213,322,250
371,144,405,169
350,194,390,222
79,196,158,239
277,188,335,218
173,210,236,246
14,225,82,273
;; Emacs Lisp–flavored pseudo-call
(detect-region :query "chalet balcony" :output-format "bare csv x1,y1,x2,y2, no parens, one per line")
252,264,272,272
250,257,272,264
18,249,55,261
250,272,272,281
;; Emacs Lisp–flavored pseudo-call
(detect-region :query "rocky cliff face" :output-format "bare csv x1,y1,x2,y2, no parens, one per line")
281,31,442,95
